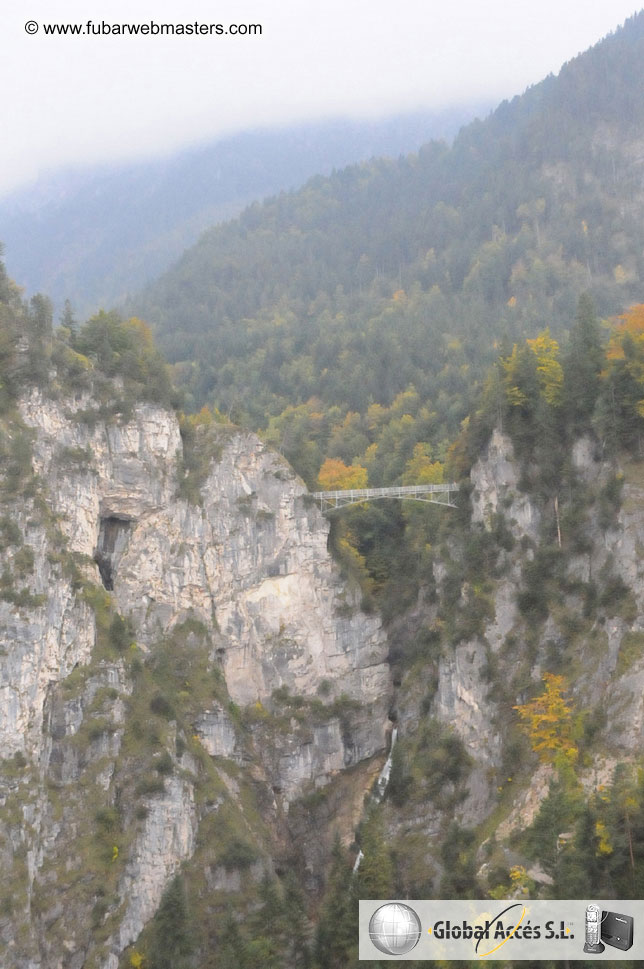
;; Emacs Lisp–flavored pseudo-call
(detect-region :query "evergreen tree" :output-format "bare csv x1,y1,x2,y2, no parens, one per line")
60,298,77,334
555,803,602,897
148,876,195,969
595,305,644,455
602,765,644,897
315,836,358,969
564,293,604,431
26,293,53,382
355,809,393,900
283,871,312,968
439,823,478,897
214,911,248,969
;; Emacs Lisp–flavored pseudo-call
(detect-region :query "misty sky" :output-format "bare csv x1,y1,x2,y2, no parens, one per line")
1,0,640,196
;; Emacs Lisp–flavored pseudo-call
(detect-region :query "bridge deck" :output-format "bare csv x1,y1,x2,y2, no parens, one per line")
311,482,458,510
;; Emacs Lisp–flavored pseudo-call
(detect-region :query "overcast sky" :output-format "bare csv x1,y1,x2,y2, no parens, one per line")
0,0,640,196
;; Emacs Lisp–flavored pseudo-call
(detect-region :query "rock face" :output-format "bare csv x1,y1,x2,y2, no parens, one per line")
0,390,390,968
470,428,541,540
388,426,644,893
21,391,388,709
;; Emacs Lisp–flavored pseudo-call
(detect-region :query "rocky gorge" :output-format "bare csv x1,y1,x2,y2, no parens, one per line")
2,374,644,966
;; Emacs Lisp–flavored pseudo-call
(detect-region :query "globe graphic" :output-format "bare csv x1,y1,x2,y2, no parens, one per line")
369,903,422,955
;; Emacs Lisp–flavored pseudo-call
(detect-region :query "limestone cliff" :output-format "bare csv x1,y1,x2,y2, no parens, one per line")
0,390,390,969
385,427,644,897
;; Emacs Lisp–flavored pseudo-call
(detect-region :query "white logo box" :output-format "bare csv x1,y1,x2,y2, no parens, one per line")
359,899,643,960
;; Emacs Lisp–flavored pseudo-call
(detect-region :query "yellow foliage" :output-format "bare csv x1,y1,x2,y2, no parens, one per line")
390,385,420,418
402,443,444,486
130,952,145,969
526,329,563,406
184,405,216,429
366,403,388,433
513,673,578,767
317,457,368,491
124,316,154,347
603,305,644,400
66,348,92,370
595,820,612,856
502,330,563,408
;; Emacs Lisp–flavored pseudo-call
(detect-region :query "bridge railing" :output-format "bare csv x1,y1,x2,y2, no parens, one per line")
311,482,458,510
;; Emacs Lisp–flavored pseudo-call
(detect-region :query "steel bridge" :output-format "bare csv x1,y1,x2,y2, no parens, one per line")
311,482,458,511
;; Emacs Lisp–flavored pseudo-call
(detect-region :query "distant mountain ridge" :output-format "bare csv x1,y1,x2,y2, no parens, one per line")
127,12,644,454
0,106,488,318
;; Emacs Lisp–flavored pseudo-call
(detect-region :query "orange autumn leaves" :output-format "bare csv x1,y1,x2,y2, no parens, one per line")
605,303,644,363
317,457,368,491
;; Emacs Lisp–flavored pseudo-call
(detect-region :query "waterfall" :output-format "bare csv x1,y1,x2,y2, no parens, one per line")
374,726,398,802
353,726,398,874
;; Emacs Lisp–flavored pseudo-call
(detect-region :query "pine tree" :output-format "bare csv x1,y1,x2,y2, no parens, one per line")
315,836,358,969
283,871,312,968
148,876,195,969
564,293,603,431
355,809,393,900
214,910,248,969
245,874,289,969
60,298,77,334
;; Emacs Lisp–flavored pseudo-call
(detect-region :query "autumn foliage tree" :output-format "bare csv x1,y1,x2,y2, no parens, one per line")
514,673,579,769
317,457,368,491
526,329,564,406
402,442,444,485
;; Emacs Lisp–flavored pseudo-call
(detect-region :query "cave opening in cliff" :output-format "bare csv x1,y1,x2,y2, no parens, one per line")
94,515,134,590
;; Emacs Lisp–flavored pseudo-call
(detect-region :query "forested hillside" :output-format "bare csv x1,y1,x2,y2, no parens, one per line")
132,11,644,500
0,106,484,320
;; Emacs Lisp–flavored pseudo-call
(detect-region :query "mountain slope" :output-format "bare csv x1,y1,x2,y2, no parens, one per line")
130,13,644,466
0,106,486,319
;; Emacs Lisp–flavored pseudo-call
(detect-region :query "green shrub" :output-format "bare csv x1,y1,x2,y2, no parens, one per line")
219,838,259,871
0,517,22,549
135,776,166,798
616,631,644,677
108,613,134,652
154,752,174,776
149,693,175,720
